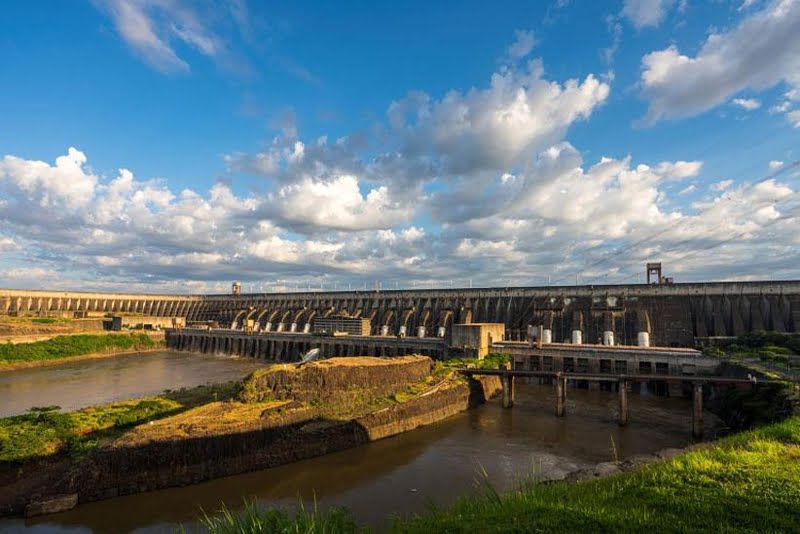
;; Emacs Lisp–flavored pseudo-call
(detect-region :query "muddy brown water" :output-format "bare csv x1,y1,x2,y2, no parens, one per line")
0,350,266,417
0,358,722,533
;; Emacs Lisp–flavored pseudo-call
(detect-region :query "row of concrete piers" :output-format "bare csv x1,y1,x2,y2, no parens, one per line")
166,329,446,361
488,365,742,439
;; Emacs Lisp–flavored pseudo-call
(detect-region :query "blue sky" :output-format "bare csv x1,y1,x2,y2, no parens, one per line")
1,0,799,292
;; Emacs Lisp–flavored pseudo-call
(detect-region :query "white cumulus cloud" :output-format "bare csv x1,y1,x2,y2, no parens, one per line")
639,0,800,122
732,98,762,110
622,0,676,29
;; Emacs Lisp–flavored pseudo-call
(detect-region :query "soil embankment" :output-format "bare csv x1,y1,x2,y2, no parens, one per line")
0,356,499,517
0,332,164,372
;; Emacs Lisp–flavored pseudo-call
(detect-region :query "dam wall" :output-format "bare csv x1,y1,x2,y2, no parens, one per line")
0,289,202,319
198,281,800,346
4,281,800,346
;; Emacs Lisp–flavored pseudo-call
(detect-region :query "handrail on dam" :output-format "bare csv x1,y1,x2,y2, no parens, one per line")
460,367,759,438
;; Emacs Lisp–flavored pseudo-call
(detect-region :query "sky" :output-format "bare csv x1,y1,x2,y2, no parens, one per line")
1,0,799,293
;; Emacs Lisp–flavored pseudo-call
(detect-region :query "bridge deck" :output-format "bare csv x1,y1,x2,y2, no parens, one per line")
459,368,754,384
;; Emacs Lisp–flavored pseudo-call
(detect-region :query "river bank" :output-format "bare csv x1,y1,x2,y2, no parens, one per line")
0,345,165,373
195,337,800,533
0,356,499,518
0,332,165,371
0,316,108,341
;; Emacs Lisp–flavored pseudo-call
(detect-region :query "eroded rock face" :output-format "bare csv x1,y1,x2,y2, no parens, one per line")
24,494,77,518
240,356,433,403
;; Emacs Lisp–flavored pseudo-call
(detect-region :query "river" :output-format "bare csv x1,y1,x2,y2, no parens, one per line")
0,350,266,417
0,370,720,533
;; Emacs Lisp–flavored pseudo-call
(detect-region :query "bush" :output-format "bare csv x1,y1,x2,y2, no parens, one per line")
758,350,790,365
719,332,800,356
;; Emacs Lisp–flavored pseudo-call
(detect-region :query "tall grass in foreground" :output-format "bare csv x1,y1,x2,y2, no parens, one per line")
199,500,361,534
197,416,800,533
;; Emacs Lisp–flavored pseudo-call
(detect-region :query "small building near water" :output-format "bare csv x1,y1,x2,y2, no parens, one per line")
450,323,506,359
313,315,372,336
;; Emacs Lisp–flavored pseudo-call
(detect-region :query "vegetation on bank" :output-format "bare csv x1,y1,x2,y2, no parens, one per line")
200,501,360,534
29,317,67,324
0,382,240,464
704,331,800,365
199,416,800,533
1,356,456,465
0,400,180,463
0,333,161,365
440,352,511,370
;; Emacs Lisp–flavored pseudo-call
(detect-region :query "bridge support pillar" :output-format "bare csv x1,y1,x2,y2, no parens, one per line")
692,383,704,439
502,374,515,408
555,373,566,417
501,368,515,409
618,379,629,426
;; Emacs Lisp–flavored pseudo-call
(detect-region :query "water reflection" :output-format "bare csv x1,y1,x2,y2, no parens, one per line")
0,351,266,417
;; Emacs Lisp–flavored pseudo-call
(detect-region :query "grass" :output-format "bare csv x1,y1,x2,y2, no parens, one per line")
29,317,63,324
0,333,160,365
199,500,362,534
0,399,181,463
441,352,511,371
391,376,439,403
198,416,800,533
0,381,243,464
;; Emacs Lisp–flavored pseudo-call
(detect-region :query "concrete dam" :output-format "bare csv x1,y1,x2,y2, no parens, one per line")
3,281,800,346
